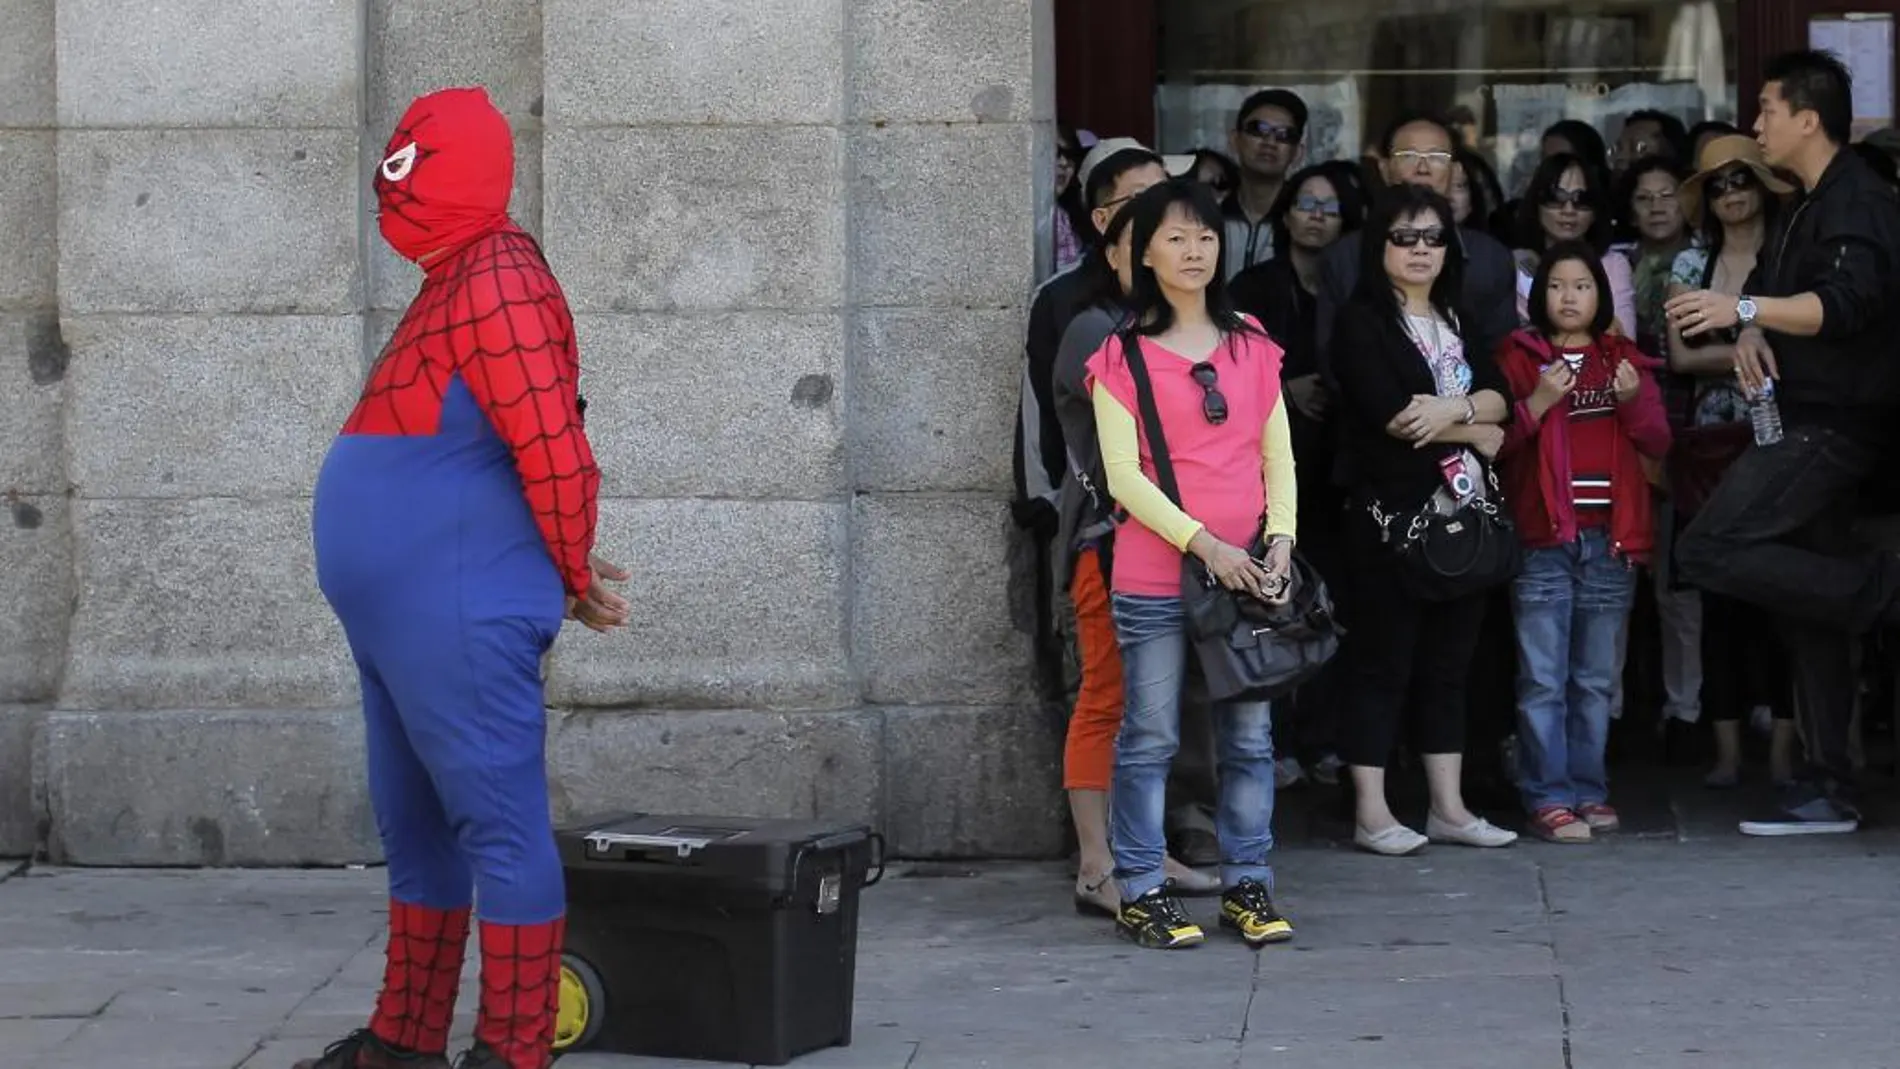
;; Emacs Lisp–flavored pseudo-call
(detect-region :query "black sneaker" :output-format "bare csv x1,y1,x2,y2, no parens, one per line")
1739,783,1860,837
1219,878,1294,947
292,1030,449,1069
1115,887,1205,949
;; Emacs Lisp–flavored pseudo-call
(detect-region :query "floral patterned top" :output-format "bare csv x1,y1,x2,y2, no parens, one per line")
1668,245,1750,428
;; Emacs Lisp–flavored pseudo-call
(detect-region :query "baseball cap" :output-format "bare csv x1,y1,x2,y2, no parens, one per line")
1077,137,1196,199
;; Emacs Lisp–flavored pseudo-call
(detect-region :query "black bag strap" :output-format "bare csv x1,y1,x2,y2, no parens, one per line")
1119,332,1185,509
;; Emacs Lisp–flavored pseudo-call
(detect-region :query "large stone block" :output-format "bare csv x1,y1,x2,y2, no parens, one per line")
547,499,853,709
36,708,379,866
0,706,42,855
543,127,846,312
58,130,360,315
369,0,544,136
579,312,845,499
369,130,544,311
881,705,1062,857
0,132,55,311
54,0,358,127
61,498,355,710
851,123,1037,306
851,495,1034,705
64,317,360,498
0,495,68,705
849,0,1040,122
0,0,56,127
0,314,65,495
548,707,881,829
545,0,843,126
852,307,1021,493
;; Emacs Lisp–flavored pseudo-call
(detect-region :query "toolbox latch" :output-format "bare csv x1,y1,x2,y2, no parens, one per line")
815,873,843,915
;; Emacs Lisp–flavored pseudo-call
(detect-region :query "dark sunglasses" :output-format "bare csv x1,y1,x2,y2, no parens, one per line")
1295,194,1341,216
1709,167,1758,196
1190,362,1228,424
1541,187,1592,209
1241,119,1299,145
1388,226,1448,248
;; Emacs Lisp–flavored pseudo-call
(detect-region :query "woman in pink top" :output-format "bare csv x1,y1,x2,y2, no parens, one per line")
1083,180,1297,951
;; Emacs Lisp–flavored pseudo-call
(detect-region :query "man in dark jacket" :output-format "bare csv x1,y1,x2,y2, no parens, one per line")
1670,49,1900,835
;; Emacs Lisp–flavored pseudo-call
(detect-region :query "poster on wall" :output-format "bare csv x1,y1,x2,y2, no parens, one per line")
1154,79,1363,166
1809,15,1894,141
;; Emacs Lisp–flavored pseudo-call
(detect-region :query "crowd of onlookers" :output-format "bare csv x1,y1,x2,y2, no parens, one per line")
1016,49,1900,950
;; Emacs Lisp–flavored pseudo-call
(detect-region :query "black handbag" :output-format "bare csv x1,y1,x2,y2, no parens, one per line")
1121,335,1343,703
1368,462,1522,603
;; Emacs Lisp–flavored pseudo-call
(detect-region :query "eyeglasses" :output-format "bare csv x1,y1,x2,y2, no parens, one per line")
1391,150,1453,171
1387,226,1448,248
1190,362,1228,424
1633,189,1678,208
1242,119,1299,145
1541,187,1591,209
1294,194,1341,216
1709,168,1758,196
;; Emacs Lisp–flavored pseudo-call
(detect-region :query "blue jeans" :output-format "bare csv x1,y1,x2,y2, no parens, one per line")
1109,593,1275,901
1512,528,1637,813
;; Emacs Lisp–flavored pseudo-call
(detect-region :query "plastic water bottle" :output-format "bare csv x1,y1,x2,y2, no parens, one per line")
1751,380,1783,446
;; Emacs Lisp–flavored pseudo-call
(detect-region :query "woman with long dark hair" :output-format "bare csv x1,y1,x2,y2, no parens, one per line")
1084,179,1298,948
1051,184,1220,916
1512,152,1636,335
1328,184,1520,856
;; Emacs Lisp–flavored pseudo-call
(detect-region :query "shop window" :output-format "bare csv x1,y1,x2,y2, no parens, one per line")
1156,0,1738,195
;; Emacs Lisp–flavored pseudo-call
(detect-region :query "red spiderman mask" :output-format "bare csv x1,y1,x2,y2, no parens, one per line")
375,87,515,265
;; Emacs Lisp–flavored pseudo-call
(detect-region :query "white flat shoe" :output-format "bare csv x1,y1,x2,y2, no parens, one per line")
1426,814,1519,848
1354,823,1428,856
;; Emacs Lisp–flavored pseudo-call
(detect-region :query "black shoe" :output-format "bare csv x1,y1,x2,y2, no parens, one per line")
1739,782,1861,836
1219,878,1294,947
1171,827,1221,869
449,1043,506,1069
292,1030,449,1069
1115,887,1205,949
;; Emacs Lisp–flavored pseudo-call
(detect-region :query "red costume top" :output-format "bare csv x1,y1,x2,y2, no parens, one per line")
344,87,600,597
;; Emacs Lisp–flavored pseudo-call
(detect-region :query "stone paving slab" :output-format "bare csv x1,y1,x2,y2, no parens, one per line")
4,826,1900,1068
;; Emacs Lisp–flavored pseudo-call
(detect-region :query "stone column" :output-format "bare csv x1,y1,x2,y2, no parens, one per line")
39,0,374,864
0,0,61,854
538,0,1064,856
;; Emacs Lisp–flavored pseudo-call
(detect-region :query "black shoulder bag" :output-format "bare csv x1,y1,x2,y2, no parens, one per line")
1120,334,1343,703
1368,461,1522,603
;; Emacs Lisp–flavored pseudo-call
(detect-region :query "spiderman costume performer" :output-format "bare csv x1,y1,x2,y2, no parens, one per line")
300,87,618,1069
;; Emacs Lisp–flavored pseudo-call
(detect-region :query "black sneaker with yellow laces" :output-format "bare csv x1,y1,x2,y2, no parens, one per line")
1219,878,1293,947
1115,887,1205,949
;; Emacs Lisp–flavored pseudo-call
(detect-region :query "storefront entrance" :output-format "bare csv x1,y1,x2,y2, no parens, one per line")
1057,0,1900,192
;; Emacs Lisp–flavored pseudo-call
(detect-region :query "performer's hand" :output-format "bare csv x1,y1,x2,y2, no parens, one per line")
566,552,632,633
1732,328,1779,396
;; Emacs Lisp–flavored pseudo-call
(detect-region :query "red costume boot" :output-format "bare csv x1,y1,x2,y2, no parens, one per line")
293,901,470,1069
456,918,565,1069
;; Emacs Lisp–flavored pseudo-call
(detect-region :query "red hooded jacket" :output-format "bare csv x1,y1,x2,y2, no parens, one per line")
1495,329,1672,562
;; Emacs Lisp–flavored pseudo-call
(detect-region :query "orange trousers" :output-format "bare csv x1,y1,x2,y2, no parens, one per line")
1063,546,1124,791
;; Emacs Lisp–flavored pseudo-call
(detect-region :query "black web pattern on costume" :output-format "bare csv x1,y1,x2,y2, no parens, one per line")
342,228,600,595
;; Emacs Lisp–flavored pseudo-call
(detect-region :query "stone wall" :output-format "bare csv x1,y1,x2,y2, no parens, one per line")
0,0,1061,864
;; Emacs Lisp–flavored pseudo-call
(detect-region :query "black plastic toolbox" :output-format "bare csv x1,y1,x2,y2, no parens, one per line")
552,812,884,1065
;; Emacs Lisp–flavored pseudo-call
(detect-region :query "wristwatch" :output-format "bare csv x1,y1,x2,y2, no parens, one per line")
1737,296,1758,327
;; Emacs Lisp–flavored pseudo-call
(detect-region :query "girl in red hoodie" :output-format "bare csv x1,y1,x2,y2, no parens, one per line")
1496,240,1672,844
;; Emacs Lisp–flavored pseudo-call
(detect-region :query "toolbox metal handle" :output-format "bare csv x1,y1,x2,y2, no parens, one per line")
583,831,715,860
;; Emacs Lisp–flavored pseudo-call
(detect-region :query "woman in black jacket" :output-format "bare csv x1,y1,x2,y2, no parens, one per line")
1329,184,1519,856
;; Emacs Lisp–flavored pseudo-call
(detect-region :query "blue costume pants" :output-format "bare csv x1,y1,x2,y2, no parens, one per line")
313,377,567,925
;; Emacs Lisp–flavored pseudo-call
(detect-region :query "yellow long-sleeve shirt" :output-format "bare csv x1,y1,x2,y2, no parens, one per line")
1092,384,1298,551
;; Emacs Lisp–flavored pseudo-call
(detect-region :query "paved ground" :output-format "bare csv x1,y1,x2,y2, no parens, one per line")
4,775,1900,1069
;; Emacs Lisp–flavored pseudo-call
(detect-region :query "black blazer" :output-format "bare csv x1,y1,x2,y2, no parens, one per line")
1329,296,1512,509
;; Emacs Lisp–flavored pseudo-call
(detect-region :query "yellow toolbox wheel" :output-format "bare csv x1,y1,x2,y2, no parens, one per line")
553,951,607,1053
